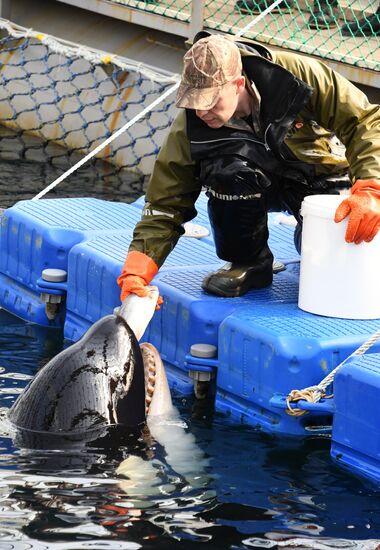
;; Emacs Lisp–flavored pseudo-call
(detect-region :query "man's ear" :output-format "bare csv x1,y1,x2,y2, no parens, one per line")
236,75,246,93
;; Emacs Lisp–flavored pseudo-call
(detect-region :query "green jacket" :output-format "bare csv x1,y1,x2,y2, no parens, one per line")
130,44,380,267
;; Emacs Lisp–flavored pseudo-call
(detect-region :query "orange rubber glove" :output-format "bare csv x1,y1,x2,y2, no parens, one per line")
334,179,380,244
117,250,159,302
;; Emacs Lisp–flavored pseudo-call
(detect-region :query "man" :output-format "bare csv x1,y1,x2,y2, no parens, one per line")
341,2,380,36
117,32,380,301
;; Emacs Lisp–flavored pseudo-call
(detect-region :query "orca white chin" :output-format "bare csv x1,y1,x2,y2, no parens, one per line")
119,286,159,341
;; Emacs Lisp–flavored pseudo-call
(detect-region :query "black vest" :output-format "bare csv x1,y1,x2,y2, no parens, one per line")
186,34,315,200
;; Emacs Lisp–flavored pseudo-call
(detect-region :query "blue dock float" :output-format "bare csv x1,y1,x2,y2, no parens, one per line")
1,193,380,483
331,352,380,484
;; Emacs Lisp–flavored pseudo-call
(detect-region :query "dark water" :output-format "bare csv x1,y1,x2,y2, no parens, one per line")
0,131,146,208
0,156,379,550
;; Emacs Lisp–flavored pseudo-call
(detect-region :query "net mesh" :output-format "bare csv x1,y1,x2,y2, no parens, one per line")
112,0,380,71
0,21,179,194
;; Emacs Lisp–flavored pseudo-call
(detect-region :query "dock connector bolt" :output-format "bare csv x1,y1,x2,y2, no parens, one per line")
188,344,217,399
39,268,67,320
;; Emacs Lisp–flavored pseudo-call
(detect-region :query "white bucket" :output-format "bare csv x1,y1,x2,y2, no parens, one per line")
298,194,380,319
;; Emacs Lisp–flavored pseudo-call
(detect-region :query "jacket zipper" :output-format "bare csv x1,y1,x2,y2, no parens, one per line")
264,124,272,151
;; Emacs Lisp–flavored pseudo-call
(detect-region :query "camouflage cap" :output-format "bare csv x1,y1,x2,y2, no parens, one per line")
176,35,242,110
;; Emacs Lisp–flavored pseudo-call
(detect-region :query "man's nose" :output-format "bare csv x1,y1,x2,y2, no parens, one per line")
196,109,210,118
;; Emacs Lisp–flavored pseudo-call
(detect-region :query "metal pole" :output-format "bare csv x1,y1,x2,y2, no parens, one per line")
188,0,206,41
0,0,11,19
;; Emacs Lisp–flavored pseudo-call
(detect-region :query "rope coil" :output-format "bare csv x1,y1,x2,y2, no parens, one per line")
286,327,380,416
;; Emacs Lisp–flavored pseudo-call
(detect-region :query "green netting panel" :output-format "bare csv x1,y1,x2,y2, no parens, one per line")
208,0,379,71
111,0,379,71
112,0,192,21
0,21,179,195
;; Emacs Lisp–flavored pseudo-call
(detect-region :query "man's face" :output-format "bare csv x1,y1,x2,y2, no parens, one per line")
195,78,243,128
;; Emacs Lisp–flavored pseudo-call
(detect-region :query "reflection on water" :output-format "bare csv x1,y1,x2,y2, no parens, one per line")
0,155,379,549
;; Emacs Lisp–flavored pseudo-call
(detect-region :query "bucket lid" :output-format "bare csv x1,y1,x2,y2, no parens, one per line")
301,194,348,219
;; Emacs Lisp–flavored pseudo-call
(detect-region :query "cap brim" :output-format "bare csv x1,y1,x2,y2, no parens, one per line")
176,83,221,110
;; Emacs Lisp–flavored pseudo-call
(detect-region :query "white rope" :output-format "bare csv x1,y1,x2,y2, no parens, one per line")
235,0,286,37
32,80,179,200
287,327,380,415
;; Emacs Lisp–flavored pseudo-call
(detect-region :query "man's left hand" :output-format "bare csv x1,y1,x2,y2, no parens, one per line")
334,179,380,244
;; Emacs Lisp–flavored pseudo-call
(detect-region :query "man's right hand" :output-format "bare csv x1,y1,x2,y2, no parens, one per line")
117,251,159,302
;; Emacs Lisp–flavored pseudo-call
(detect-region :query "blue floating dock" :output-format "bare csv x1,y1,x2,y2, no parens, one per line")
1,193,380,483
0,198,139,326
331,352,380,483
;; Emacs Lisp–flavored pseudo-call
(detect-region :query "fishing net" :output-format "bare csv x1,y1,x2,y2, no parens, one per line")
0,20,179,196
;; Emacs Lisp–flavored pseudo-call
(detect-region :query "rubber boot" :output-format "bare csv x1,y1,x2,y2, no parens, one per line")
202,252,285,298
341,6,380,36
202,194,280,297
308,0,340,28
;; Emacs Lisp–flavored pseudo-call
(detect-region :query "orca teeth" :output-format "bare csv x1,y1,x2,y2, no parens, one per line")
140,344,157,414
